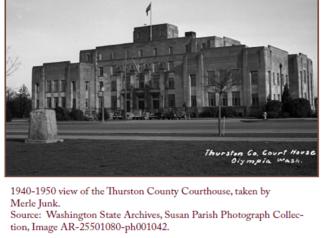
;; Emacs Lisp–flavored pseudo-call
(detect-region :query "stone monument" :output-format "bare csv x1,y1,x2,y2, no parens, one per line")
25,109,63,143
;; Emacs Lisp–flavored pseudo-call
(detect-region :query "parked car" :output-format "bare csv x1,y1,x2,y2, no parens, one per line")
175,110,186,119
144,112,158,120
112,110,123,120
132,111,145,120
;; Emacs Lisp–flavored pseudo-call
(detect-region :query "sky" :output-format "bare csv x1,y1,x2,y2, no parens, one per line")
6,0,318,92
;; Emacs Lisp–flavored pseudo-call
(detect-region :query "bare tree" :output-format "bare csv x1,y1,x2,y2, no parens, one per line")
6,47,21,78
207,69,237,136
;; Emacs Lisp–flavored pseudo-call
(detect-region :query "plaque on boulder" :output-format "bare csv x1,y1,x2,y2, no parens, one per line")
25,109,63,143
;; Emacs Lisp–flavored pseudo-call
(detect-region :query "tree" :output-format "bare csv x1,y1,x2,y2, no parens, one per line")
6,47,21,78
281,83,292,114
6,85,32,119
287,98,311,118
265,100,282,118
207,69,235,136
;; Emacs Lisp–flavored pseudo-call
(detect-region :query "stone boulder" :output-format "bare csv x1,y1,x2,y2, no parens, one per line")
25,109,63,143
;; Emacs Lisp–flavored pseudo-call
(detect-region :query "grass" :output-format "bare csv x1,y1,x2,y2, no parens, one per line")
6,139,317,177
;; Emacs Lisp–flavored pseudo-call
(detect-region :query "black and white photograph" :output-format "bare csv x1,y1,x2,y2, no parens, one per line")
5,0,318,177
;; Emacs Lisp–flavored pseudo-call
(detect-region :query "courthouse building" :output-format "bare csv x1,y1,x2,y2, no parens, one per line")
31,23,315,117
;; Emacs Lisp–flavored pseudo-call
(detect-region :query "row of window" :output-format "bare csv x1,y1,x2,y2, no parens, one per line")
46,97,67,109
208,92,241,107
45,80,78,93
44,92,260,110
46,80,67,93
97,47,174,61
268,71,289,86
98,61,175,77
96,76,176,92
300,70,312,84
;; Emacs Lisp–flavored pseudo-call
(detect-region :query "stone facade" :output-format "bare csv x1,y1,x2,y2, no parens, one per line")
32,23,315,117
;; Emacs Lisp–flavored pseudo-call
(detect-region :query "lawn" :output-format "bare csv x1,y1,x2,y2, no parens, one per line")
6,139,317,177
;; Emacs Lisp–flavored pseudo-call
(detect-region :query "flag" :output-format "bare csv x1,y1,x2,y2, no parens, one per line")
146,3,151,16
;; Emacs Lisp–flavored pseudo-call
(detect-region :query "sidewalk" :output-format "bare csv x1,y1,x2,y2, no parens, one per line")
6,134,317,142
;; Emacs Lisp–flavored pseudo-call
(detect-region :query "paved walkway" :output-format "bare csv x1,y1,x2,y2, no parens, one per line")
7,134,317,142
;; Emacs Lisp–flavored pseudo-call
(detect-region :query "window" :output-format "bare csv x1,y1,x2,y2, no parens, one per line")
190,74,196,87
36,100,39,109
85,99,89,108
53,80,58,92
168,78,175,89
152,62,159,72
136,32,140,39
304,70,307,83
47,97,51,108
61,80,66,92
72,98,76,109
277,73,280,85
169,47,173,55
222,93,228,106
86,54,91,62
232,91,240,106
152,74,160,89
46,80,51,92
251,71,258,85
98,53,102,61
137,98,144,110
85,81,89,91
168,61,174,71
111,96,117,109
153,48,158,56
126,74,131,89
54,97,59,108
99,81,104,91
72,81,76,92
186,44,191,53
208,71,215,85
207,40,211,48
35,83,39,93
138,49,143,57
231,69,241,85
111,81,117,91
273,72,276,85
191,95,197,107
168,94,175,107
252,93,259,106
110,52,114,60
61,97,66,108
99,67,104,77
139,74,145,89
153,99,159,110
300,71,303,81
208,93,216,106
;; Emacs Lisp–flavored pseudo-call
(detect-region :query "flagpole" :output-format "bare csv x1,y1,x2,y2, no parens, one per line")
150,2,152,41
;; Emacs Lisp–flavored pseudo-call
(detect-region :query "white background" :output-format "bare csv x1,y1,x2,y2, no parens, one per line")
1,1,324,237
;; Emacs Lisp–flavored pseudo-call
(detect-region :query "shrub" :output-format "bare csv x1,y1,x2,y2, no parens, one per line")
6,106,12,122
55,107,71,121
97,109,109,120
221,107,235,117
265,100,282,118
199,107,218,117
287,98,311,118
69,109,85,120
